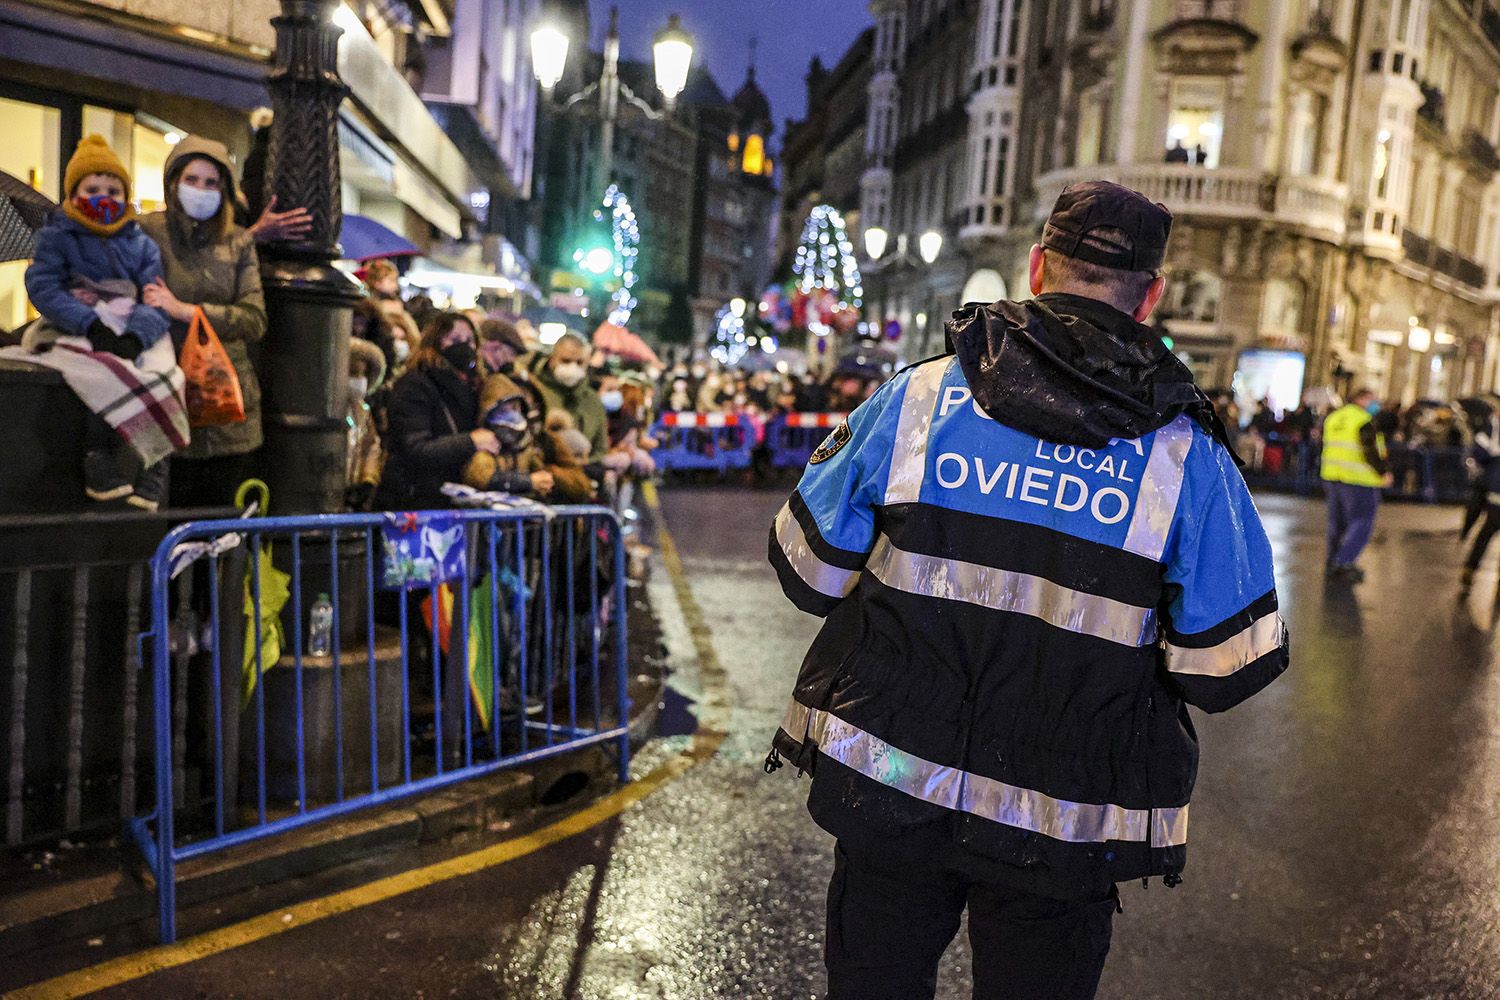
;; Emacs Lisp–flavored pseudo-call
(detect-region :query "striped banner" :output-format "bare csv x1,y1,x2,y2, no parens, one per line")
782,412,848,429
660,412,740,428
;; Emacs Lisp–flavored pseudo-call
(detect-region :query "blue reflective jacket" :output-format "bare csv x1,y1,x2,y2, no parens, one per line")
770,330,1288,897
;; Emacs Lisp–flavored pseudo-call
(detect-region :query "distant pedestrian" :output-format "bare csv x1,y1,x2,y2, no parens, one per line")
1461,449,1500,596
767,181,1288,1000
1320,388,1392,581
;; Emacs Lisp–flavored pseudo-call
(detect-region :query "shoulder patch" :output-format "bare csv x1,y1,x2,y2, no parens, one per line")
808,421,852,465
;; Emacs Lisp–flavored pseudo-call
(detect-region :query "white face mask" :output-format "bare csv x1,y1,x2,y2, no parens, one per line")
348,376,369,400
392,339,411,363
177,184,222,222
553,361,587,388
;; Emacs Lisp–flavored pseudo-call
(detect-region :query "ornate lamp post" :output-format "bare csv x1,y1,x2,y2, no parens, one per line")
258,0,364,514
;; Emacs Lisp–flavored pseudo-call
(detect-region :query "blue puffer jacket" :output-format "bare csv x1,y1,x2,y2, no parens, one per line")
24,214,170,346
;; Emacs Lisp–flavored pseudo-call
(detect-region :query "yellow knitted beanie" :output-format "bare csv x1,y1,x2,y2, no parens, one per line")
64,134,131,200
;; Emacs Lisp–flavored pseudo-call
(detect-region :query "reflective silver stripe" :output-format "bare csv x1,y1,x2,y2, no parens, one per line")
774,501,860,600
866,536,1157,647
1122,415,1193,562
883,358,953,505
1165,610,1285,677
779,699,1189,848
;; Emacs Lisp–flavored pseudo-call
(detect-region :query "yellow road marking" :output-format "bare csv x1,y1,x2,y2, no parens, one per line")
8,488,727,1000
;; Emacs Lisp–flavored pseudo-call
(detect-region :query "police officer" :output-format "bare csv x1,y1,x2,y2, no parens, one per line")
766,182,1290,1000
1320,388,1392,581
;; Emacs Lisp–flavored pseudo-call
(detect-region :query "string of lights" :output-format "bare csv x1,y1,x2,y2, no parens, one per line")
792,204,864,310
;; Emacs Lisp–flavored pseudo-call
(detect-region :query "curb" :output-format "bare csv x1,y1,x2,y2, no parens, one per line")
0,582,669,973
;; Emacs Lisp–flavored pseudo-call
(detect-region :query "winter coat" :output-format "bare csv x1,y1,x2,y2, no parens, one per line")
374,362,480,510
529,356,609,462
769,292,1289,900
464,372,596,502
138,212,266,458
24,215,170,345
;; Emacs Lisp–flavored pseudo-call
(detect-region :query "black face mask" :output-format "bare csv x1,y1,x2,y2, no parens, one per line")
441,342,477,376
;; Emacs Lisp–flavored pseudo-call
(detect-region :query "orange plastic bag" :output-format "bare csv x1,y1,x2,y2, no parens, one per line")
179,306,245,428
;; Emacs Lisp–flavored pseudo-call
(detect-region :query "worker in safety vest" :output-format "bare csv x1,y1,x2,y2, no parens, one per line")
1320,388,1391,581
767,182,1289,1000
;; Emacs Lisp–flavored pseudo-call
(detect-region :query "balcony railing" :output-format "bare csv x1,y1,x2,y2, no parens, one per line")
1401,230,1487,288
1033,164,1347,241
1034,165,1272,222
1174,0,1239,21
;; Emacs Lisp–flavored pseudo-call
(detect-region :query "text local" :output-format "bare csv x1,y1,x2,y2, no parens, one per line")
933,386,1146,525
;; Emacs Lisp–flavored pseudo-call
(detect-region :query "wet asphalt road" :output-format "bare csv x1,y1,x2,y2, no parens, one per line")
77,486,1500,999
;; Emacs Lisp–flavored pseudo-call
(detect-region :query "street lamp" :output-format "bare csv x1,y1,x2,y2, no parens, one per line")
530,23,569,93
653,14,694,111
919,229,943,265
863,226,889,261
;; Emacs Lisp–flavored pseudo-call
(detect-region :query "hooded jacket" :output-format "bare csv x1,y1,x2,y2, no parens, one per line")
464,372,596,502
139,136,267,458
530,355,609,462
768,293,1288,899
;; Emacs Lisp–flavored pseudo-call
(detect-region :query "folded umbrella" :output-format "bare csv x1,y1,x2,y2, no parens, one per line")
0,169,57,264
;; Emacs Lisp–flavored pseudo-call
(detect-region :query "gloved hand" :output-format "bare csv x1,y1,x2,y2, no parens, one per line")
85,321,143,360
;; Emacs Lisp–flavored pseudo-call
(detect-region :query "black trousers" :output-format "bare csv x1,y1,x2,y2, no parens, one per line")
1466,504,1500,571
825,839,1118,1000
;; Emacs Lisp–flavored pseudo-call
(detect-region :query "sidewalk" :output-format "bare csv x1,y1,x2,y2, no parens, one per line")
0,572,668,990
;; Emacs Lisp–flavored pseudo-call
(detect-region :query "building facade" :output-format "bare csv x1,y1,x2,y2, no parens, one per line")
859,0,1500,407
777,32,874,278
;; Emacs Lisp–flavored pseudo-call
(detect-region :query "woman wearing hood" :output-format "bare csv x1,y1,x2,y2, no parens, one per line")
138,136,267,508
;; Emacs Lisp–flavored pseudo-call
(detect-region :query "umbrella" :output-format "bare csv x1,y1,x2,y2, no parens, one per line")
592,322,662,366
0,169,57,264
338,213,420,262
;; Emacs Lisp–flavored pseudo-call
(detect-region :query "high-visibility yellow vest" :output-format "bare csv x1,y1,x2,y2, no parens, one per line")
1321,404,1386,487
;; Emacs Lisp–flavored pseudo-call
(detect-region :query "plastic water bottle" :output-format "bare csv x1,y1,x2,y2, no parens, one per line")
308,593,333,657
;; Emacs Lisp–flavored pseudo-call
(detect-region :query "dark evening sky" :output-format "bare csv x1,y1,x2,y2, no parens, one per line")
588,0,871,137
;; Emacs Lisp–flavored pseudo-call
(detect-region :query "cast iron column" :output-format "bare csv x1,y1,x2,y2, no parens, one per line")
258,0,362,514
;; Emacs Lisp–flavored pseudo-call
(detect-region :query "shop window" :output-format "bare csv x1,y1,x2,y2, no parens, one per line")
1165,77,1225,167
1157,269,1222,324
0,95,62,332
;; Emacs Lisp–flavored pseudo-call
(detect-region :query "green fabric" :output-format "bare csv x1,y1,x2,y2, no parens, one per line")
1321,404,1386,487
467,574,498,732
241,546,291,709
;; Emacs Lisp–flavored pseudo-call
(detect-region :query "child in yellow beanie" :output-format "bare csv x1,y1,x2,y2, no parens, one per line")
24,134,174,506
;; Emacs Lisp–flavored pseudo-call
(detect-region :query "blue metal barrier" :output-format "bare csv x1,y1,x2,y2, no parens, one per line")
765,413,847,470
128,505,629,943
650,415,753,474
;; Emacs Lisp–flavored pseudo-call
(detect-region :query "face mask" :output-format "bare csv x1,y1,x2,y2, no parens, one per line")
177,185,222,221
601,390,624,413
488,407,530,451
553,362,587,388
441,341,477,375
348,376,369,400
74,194,125,226
393,339,411,363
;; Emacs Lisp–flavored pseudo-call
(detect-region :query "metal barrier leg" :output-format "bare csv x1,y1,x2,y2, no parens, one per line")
613,522,630,784
151,559,177,944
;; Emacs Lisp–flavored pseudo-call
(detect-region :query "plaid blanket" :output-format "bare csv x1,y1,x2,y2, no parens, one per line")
0,323,189,465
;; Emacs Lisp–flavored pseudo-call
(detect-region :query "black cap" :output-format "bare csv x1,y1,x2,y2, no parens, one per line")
1041,181,1173,271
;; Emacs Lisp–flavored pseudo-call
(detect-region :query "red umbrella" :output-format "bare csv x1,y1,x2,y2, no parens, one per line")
592,322,662,366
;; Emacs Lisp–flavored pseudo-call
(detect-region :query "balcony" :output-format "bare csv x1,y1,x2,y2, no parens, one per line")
1401,230,1487,289
1034,164,1271,221
1174,0,1239,21
1032,165,1347,241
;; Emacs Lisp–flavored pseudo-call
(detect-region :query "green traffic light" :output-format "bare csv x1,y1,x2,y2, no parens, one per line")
575,246,615,276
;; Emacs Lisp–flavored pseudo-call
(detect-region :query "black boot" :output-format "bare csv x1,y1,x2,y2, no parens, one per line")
128,459,169,513
84,448,133,502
